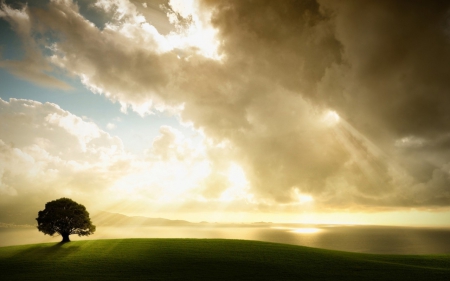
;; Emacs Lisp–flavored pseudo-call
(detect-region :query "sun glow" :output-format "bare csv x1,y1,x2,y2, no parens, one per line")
227,163,248,187
298,194,314,204
293,188,314,204
290,227,322,234
163,0,221,60
323,110,340,126
220,163,251,202
271,226,322,234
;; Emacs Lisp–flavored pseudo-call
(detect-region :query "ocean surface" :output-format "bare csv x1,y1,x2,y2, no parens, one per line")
2,225,450,254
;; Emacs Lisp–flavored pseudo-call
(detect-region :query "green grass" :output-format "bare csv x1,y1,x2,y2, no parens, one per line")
0,239,449,280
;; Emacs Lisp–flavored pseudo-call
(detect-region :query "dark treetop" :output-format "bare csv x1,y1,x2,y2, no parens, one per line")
36,198,96,242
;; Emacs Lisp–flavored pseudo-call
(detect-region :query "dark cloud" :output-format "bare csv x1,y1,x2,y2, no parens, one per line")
319,0,450,138
204,0,342,96
199,0,450,208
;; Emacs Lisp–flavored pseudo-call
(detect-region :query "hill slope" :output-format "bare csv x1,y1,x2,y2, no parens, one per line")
0,239,449,280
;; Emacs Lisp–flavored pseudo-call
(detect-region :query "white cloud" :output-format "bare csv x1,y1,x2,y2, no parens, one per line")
106,123,116,130
0,98,129,206
0,98,259,220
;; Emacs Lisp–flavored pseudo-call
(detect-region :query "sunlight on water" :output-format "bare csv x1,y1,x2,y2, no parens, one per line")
271,226,321,234
290,227,322,234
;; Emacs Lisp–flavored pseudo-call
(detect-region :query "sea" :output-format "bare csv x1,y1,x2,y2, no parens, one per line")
1,225,450,255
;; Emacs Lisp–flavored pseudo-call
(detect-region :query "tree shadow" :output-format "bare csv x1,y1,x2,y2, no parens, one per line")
12,241,81,259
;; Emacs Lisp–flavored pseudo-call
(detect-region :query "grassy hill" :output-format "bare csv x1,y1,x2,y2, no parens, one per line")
0,239,449,280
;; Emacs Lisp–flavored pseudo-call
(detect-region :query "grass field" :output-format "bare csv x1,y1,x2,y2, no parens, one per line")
0,239,449,280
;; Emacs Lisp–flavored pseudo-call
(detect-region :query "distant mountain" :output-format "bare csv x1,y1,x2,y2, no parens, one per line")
90,212,274,228
0,208,275,228
91,211,197,227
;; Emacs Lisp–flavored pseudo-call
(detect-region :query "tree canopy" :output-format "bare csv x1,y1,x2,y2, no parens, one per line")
36,198,96,242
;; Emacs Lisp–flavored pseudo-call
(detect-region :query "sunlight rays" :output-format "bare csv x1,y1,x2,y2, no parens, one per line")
329,114,413,202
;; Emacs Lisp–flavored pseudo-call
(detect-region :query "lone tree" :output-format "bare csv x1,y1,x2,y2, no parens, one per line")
36,198,96,242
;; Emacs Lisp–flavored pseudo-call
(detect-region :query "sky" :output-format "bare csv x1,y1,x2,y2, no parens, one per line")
1,0,450,226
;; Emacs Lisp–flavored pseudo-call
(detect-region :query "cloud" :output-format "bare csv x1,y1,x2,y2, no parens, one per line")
0,97,130,222
0,2,71,89
0,97,257,223
2,0,450,212
318,0,450,139
106,122,116,130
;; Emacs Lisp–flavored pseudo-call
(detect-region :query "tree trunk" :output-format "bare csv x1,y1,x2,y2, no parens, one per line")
61,233,70,243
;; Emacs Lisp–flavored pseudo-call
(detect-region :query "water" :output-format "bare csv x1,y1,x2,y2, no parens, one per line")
2,225,450,254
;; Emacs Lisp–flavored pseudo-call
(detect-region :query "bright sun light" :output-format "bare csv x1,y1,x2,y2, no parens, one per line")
163,0,221,60
323,110,340,126
227,163,248,187
298,194,314,204
290,228,322,234
293,188,314,204
271,226,323,234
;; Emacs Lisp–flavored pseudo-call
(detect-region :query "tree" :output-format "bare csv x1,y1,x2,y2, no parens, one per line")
36,198,96,242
